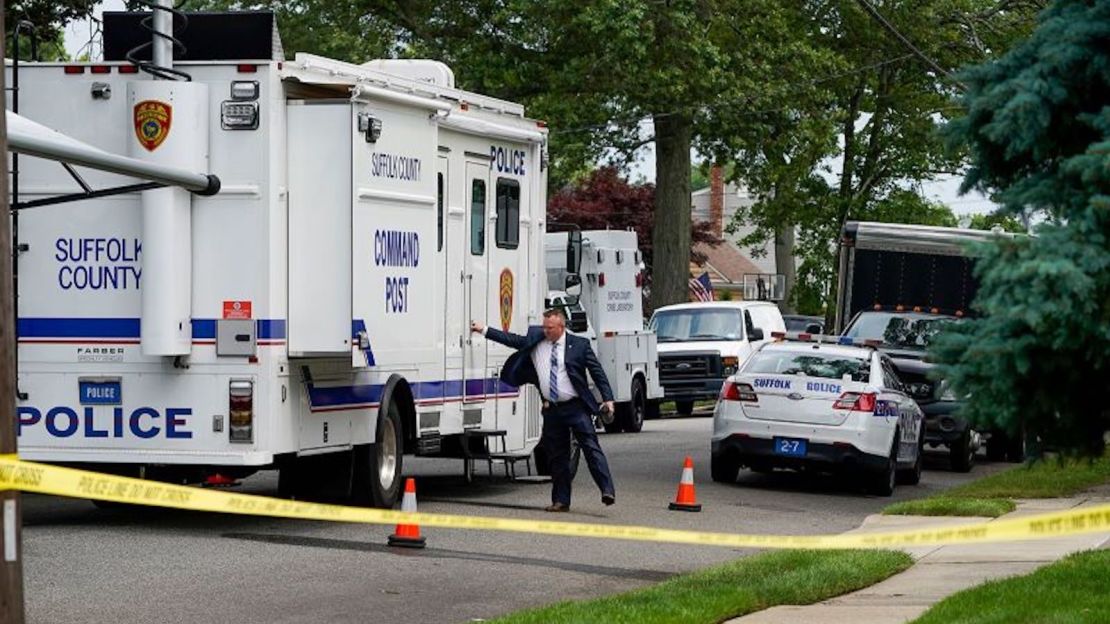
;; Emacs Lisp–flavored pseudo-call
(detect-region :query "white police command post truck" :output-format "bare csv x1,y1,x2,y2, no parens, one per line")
544,230,663,433
10,6,551,507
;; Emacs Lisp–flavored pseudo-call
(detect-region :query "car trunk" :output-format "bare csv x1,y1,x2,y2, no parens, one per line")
737,373,863,426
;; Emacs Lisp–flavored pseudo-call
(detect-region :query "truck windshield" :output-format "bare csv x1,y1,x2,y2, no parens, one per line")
843,312,956,350
650,309,743,342
745,350,871,382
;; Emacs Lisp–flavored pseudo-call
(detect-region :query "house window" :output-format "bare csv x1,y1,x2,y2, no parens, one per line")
470,179,486,255
495,178,520,249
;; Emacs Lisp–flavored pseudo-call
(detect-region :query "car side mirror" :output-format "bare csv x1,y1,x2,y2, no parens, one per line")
749,328,764,341
564,274,582,303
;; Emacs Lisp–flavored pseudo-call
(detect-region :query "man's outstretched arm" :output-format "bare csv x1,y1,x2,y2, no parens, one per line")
470,321,529,350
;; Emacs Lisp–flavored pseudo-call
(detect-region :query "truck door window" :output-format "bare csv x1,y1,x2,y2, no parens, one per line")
495,178,520,249
437,173,445,252
470,179,486,255
744,310,756,339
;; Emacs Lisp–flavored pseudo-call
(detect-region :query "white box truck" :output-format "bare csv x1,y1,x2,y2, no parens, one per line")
544,230,663,432
10,8,552,507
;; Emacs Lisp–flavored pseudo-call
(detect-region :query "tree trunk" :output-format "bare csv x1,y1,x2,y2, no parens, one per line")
774,225,796,314
651,112,693,310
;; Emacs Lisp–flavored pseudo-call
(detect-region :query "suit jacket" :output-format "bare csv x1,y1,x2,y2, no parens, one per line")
485,326,614,414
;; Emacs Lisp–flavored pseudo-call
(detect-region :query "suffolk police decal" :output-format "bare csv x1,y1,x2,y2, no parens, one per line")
370,152,421,181
374,230,419,313
490,145,526,176
55,237,142,290
754,378,792,389
499,268,514,331
18,406,192,439
134,100,172,151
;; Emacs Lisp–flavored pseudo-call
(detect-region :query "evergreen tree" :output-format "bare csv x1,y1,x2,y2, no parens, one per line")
933,0,1110,457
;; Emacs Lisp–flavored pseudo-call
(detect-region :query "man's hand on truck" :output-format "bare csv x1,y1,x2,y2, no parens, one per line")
470,321,485,333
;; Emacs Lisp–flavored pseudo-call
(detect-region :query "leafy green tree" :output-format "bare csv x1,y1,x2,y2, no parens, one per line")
966,211,1026,233
6,0,94,61
932,0,1110,457
706,0,1040,314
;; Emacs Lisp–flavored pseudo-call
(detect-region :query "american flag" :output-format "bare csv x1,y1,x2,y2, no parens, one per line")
689,271,714,302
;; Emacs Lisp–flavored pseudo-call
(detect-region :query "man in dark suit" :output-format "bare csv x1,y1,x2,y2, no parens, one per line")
471,309,616,512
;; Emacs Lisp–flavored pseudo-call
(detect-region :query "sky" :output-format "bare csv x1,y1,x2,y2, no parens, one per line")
66,1,997,218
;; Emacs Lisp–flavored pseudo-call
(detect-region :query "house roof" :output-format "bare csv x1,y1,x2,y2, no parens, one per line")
691,242,763,284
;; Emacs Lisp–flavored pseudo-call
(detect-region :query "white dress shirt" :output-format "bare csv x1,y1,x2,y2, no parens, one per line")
485,327,577,402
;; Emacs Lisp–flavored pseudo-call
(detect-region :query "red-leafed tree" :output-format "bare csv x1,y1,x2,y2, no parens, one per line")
547,167,720,270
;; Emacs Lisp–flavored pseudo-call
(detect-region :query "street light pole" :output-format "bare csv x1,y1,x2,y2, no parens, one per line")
0,2,28,621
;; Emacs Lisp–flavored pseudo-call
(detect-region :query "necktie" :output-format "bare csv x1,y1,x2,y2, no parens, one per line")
549,341,559,402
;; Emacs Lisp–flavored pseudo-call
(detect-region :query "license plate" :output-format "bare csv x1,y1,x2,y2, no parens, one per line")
79,379,121,405
773,437,807,457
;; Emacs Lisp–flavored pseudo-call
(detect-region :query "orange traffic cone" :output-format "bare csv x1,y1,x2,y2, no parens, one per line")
668,456,702,512
388,478,427,548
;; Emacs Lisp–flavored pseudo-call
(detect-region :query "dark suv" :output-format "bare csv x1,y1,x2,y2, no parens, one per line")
841,310,1021,471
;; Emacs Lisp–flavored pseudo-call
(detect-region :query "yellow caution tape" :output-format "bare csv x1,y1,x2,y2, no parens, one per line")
0,456,1107,549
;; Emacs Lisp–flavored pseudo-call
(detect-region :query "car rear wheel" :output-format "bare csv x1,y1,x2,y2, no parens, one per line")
711,451,740,483
949,429,974,473
897,435,924,485
870,437,898,496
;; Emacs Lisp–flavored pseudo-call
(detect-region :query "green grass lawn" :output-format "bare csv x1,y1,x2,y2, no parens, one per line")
884,453,1110,518
911,549,1110,624
490,549,912,624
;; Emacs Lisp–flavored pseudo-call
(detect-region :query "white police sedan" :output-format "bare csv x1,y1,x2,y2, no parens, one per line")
710,333,924,496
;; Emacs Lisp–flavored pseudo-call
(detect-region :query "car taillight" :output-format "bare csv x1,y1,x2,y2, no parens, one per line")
833,391,877,412
721,382,757,402
635,271,643,288
229,380,254,442
598,272,606,287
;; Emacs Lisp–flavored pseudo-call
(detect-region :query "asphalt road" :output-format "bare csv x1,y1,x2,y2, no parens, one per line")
22,416,1004,623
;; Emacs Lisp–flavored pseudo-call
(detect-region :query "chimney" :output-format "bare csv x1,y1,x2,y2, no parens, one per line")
709,164,724,239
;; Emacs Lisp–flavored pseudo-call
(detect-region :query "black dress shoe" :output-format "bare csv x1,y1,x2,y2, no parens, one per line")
544,503,569,512
602,494,615,506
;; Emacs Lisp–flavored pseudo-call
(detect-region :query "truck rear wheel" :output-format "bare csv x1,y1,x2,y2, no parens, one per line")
674,400,694,417
614,377,646,433
353,396,404,508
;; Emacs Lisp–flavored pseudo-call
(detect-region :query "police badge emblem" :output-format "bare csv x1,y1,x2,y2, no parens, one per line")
499,268,514,331
134,100,172,151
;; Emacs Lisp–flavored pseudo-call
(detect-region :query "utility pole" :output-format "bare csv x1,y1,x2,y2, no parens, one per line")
0,1,28,621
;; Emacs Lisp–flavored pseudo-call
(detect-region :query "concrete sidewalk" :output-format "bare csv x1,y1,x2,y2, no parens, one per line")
728,496,1110,624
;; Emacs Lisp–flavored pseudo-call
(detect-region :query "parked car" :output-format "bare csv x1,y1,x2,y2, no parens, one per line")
783,314,825,334
648,301,785,416
711,333,925,496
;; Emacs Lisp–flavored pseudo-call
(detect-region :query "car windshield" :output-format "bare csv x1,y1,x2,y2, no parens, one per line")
843,312,956,350
650,308,743,342
745,350,871,383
